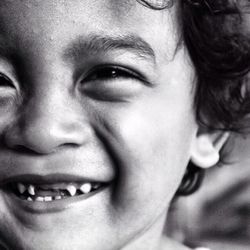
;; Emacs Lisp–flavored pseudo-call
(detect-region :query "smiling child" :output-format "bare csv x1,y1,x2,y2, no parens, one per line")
0,0,249,250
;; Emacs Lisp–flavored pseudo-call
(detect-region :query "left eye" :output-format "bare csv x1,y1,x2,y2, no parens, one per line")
83,66,141,82
80,66,146,101
0,73,15,88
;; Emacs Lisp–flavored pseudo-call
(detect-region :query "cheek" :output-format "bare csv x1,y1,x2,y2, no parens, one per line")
95,85,197,216
120,104,195,190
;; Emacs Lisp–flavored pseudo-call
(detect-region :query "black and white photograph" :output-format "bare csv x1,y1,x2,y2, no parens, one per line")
0,0,249,249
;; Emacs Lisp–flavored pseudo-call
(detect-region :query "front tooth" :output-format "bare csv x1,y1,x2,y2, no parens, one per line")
93,183,101,190
80,183,92,194
36,196,44,202
17,183,26,194
28,185,35,196
44,196,52,202
55,195,62,200
66,184,77,196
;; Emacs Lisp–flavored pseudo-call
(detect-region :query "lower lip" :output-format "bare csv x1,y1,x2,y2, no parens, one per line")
4,185,109,214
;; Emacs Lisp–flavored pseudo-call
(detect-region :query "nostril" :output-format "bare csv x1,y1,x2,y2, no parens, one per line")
12,143,82,155
3,114,90,154
12,145,41,155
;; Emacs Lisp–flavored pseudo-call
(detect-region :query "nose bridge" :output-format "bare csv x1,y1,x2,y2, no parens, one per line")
26,85,73,134
6,71,88,154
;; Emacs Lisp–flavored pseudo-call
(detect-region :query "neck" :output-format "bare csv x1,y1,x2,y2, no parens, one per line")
121,212,190,250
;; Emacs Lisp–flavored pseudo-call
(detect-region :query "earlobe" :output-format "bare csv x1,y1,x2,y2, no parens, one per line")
190,131,230,169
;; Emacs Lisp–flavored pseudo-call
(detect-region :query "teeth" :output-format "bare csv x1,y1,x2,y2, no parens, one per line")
93,183,101,190
66,184,77,196
44,196,52,202
28,185,35,196
80,183,92,194
35,196,44,202
15,181,101,201
17,183,26,194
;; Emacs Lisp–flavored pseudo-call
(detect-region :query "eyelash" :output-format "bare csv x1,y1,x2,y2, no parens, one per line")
0,73,14,88
82,65,146,83
78,65,150,101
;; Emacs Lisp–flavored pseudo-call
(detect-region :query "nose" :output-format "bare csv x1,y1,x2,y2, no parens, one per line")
4,89,89,155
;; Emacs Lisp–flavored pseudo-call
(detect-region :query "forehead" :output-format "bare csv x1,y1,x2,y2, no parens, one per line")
0,0,179,63
0,0,131,33
0,0,174,29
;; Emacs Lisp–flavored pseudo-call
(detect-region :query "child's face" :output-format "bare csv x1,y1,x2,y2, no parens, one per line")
0,1,198,249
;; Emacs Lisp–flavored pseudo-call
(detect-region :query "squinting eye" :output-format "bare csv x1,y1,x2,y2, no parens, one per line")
84,66,141,82
0,72,17,107
80,65,147,102
0,73,14,88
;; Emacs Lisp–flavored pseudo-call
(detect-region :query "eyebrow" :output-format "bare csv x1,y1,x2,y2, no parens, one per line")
64,34,156,64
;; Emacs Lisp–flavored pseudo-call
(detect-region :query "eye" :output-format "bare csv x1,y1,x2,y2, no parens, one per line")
81,65,149,102
0,73,14,88
0,72,17,107
84,65,143,82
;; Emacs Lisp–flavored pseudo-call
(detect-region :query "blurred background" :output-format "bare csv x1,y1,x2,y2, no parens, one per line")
167,134,250,250
166,9,250,249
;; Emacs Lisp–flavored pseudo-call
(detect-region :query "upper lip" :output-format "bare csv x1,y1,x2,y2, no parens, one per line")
1,174,109,187
0,153,115,187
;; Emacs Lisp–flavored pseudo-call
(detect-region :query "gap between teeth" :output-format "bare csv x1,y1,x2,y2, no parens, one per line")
16,182,101,202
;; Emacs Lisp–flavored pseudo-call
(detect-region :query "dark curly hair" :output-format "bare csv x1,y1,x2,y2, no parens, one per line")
178,0,250,195
137,0,250,195
182,0,250,132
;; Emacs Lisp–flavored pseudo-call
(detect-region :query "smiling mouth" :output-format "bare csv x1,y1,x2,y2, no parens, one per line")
1,173,110,205
9,181,103,202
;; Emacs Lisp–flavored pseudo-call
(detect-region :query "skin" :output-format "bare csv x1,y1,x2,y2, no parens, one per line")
0,0,226,249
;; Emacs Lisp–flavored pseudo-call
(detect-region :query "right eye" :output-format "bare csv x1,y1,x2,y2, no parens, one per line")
0,72,17,107
0,73,14,88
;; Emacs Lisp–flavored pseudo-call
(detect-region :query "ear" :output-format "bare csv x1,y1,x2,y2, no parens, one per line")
190,130,230,169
